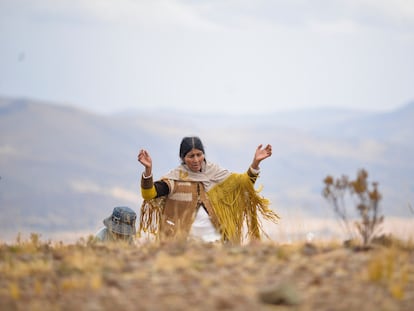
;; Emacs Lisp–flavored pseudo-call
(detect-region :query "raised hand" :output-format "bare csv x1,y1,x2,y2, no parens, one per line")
138,149,152,177
251,144,272,169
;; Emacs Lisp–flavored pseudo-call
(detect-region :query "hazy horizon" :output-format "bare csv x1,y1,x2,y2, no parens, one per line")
1,97,413,244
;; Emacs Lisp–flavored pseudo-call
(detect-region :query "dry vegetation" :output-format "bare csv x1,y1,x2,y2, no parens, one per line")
323,169,384,246
1,233,413,311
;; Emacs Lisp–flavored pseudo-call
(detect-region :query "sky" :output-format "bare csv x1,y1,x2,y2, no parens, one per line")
1,0,414,115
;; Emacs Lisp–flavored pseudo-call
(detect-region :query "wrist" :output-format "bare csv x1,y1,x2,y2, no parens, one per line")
143,169,152,178
249,166,260,175
143,167,152,178
251,160,260,170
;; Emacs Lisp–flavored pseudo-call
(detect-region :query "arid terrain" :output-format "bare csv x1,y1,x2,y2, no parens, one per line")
0,234,413,311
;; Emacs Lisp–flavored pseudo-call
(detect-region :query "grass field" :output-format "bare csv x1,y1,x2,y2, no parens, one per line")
0,233,413,311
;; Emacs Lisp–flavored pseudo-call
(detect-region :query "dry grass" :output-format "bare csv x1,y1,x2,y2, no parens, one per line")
0,233,413,311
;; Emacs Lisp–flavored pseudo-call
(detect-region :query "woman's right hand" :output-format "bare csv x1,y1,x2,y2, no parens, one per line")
138,149,152,176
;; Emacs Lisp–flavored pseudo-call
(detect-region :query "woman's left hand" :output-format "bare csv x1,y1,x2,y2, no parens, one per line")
251,144,272,169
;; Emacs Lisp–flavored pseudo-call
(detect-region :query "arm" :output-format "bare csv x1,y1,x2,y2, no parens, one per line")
250,144,272,170
138,149,169,199
247,144,272,183
138,149,152,178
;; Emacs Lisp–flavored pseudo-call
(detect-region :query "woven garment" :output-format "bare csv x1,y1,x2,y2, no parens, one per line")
138,164,279,244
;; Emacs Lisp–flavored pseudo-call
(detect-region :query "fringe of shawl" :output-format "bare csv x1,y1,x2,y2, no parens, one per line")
137,173,280,243
207,173,280,244
138,197,165,238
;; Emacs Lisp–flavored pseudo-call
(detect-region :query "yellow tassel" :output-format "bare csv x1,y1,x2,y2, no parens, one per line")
138,173,280,243
138,197,165,237
207,173,279,244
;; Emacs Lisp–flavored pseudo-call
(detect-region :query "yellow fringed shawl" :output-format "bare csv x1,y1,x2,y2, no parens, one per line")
138,171,279,244
207,173,279,244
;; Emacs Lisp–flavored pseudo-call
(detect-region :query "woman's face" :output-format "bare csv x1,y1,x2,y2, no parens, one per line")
184,148,205,172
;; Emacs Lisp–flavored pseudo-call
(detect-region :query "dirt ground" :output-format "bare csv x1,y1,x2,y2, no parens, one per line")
0,235,413,311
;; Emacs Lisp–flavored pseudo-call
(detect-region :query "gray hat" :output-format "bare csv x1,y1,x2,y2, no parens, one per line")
103,206,137,236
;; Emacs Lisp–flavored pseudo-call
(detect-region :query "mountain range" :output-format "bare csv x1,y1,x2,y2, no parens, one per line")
1,97,413,242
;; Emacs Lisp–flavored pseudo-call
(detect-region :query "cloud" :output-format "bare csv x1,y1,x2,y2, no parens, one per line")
69,179,140,204
0,145,20,156
4,0,413,33
82,0,220,30
318,0,414,32
356,0,414,22
308,19,360,35
1,0,220,31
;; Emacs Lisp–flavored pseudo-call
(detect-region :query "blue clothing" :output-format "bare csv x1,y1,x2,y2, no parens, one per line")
95,227,134,243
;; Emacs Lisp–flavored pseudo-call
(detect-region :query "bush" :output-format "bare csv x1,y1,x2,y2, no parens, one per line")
323,169,384,246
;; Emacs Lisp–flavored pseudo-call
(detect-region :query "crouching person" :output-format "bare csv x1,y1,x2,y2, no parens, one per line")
95,206,137,244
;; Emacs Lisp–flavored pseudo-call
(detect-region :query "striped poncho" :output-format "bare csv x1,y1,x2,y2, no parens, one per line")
138,161,279,244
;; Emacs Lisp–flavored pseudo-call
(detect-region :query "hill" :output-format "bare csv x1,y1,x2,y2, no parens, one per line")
0,97,413,242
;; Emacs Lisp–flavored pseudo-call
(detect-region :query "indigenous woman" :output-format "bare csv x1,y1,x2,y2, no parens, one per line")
137,136,279,244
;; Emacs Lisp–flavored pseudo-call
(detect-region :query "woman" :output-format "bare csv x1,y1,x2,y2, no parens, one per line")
137,136,279,244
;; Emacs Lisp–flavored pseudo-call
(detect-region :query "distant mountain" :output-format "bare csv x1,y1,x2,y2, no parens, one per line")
1,97,413,241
